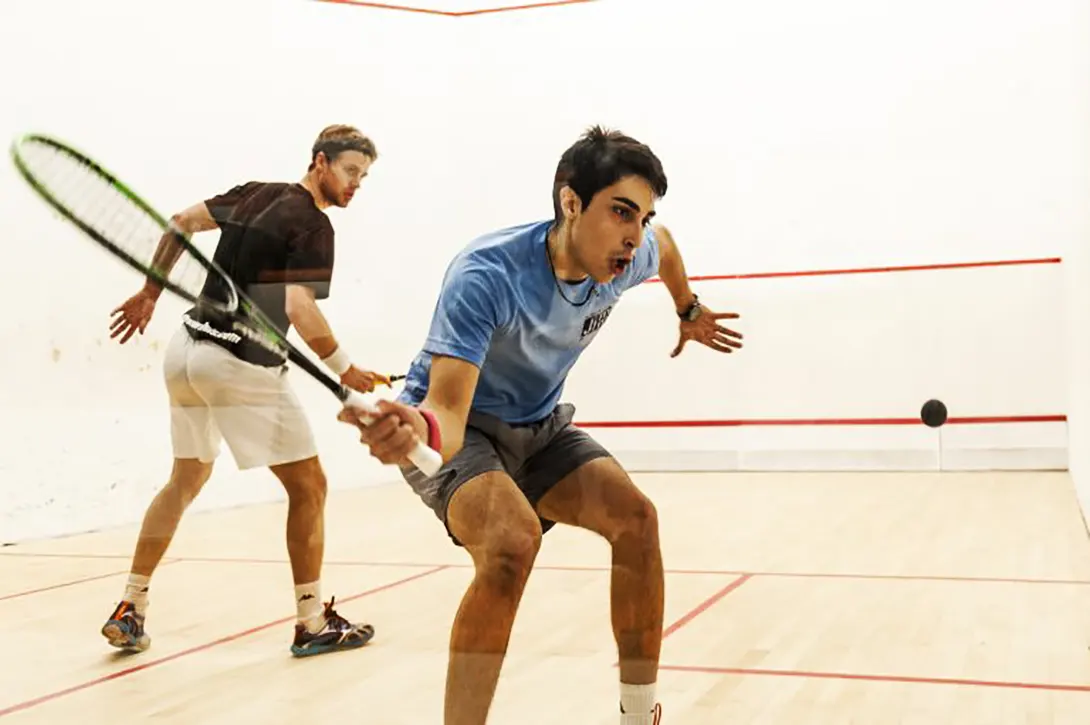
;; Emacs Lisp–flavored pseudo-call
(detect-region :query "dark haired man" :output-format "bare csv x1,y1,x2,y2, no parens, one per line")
339,126,744,723
102,124,386,659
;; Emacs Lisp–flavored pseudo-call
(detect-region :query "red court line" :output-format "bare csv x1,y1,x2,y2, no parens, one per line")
613,575,751,670
658,663,1090,693
313,0,596,16
0,565,448,719
0,560,180,603
663,575,752,640
644,256,1062,284
574,414,1066,428
2,553,1088,586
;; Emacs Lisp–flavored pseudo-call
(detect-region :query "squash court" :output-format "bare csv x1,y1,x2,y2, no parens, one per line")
2,468,1089,723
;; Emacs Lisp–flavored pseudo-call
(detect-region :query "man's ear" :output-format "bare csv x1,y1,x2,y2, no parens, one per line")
559,186,581,220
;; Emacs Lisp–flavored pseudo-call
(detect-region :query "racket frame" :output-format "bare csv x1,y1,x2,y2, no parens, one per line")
9,132,440,475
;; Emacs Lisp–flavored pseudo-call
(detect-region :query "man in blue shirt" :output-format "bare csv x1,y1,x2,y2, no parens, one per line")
339,126,743,725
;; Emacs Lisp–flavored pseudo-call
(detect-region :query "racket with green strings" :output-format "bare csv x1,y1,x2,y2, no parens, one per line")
9,132,441,476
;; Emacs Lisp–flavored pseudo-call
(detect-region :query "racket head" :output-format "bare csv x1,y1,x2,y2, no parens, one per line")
9,132,238,313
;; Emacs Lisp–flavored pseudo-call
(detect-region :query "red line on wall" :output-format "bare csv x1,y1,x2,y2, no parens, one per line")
456,0,596,14
645,256,1061,284
312,0,597,15
574,414,1067,429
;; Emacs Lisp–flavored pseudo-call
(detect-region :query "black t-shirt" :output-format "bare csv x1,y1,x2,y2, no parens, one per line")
182,181,335,367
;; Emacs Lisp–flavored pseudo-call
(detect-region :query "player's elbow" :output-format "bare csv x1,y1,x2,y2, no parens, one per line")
171,202,218,235
440,429,467,464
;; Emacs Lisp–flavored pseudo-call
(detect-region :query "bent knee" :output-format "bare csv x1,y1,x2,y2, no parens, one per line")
273,457,328,502
475,527,542,595
168,459,213,500
612,494,659,546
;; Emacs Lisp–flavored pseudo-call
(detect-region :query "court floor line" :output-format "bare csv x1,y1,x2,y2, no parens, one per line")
608,574,751,671
2,551,1087,587
0,559,181,603
662,575,752,640
0,565,448,719
313,0,597,17
657,663,1090,694
645,567,1090,695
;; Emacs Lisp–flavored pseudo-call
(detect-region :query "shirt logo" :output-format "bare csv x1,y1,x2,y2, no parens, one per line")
581,305,614,339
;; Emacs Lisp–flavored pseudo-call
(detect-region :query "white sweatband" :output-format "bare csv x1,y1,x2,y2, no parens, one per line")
321,346,352,376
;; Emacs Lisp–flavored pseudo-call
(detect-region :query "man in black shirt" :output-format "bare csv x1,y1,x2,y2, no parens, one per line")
101,124,385,658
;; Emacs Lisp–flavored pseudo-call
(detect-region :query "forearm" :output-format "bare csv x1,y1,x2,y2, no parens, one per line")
142,225,188,299
417,402,466,463
285,290,341,361
653,224,698,314
144,204,219,299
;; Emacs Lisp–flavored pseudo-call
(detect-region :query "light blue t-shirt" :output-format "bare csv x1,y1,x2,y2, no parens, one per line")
398,219,661,424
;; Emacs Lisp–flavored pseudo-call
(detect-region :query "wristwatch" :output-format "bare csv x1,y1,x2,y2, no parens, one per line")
678,295,702,322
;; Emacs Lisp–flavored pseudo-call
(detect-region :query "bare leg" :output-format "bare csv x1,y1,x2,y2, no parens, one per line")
536,456,664,716
102,457,213,650
270,455,327,586
444,471,544,725
271,455,372,656
130,457,214,577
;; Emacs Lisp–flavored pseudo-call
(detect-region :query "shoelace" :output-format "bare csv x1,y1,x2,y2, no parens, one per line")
321,596,353,629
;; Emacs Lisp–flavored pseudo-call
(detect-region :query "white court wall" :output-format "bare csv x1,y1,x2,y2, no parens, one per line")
0,0,1086,542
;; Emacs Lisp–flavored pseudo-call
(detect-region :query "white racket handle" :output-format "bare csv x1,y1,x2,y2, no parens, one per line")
343,391,443,476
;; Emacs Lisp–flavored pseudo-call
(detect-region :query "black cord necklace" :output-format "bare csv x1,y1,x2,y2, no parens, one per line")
545,227,596,307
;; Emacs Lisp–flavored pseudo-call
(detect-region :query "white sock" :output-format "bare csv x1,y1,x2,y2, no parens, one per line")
620,682,657,722
295,581,325,631
124,574,150,615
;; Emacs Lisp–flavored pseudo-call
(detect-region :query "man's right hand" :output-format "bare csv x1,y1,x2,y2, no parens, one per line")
109,288,158,344
337,399,430,465
340,366,391,394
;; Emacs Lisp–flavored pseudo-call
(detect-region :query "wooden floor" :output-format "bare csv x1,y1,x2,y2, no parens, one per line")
2,470,1090,723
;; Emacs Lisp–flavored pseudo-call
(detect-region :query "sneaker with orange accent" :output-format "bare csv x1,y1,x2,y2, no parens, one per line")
620,702,663,725
101,601,151,651
290,597,374,657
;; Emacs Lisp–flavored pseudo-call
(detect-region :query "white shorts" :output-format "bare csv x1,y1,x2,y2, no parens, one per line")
163,325,318,470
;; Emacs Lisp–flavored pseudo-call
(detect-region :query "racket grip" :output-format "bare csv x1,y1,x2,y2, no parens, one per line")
342,391,443,477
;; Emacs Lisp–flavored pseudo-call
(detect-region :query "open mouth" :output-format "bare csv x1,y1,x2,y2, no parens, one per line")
611,256,632,274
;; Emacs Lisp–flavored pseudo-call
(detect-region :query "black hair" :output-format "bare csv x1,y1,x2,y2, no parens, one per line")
552,125,668,223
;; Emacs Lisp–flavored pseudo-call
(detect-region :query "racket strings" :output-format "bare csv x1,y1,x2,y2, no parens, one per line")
20,140,213,302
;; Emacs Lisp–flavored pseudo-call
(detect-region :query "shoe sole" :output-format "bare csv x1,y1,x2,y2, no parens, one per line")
290,629,375,658
101,621,150,651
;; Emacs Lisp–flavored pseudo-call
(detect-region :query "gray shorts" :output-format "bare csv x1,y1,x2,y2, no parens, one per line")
399,403,612,546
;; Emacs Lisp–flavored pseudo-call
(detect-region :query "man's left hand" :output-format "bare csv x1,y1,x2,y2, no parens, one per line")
671,307,744,358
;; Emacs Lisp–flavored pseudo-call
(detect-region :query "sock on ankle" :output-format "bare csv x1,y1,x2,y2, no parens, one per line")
124,573,150,615
295,581,324,631
620,682,656,717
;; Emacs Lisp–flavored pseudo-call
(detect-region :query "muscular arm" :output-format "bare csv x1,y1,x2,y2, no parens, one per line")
284,284,341,360
651,223,698,315
143,202,220,300
403,263,505,463
417,355,482,462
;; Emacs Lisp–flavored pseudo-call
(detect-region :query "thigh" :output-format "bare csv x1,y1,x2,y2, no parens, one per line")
399,426,508,546
446,470,543,555
533,445,654,541
163,327,220,463
188,343,316,470
516,421,613,533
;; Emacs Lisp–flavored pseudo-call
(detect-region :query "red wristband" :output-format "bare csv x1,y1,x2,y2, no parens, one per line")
418,408,441,452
